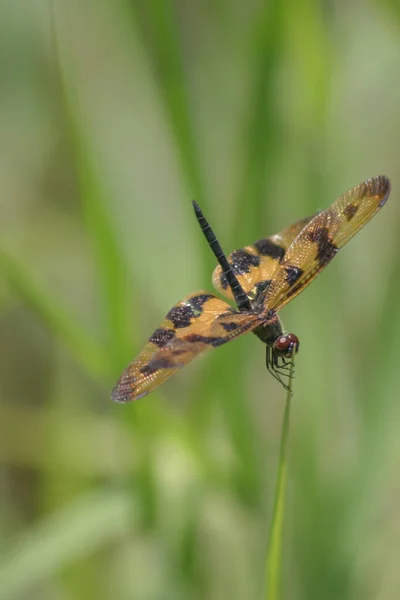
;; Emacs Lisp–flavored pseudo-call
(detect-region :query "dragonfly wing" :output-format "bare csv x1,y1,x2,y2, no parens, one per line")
263,176,390,312
112,291,262,402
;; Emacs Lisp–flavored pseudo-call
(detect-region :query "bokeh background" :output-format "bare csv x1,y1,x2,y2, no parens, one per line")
1,1,400,599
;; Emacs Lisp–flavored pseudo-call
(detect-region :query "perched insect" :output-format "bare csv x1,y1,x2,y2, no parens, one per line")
112,176,390,402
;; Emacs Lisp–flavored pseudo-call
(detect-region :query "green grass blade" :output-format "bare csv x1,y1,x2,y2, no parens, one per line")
232,0,283,244
0,248,110,381
72,132,135,372
0,489,134,600
138,0,206,200
265,358,295,600
50,3,135,372
128,0,211,284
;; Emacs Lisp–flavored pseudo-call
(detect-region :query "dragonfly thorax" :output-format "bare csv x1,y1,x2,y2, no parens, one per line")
254,314,300,358
254,313,283,345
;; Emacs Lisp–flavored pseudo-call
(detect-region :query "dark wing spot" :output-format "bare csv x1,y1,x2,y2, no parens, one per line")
184,333,225,347
248,279,272,303
149,327,176,348
343,203,358,221
187,293,215,312
308,226,338,266
254,238,285,260
140,363,159,376
368,175,390,204
220,249,260,288
285,266,304,286
231,249,261,273
147,356,175,370
169,348,187,357
220,321,240,332
166,304,194,328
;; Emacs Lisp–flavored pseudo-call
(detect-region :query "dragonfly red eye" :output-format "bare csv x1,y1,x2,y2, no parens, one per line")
274,333,300,358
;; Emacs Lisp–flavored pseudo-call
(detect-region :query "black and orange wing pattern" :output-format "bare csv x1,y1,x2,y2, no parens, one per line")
212,214,316,301
263,175,390,311
113,175,390,402
112,291,262,402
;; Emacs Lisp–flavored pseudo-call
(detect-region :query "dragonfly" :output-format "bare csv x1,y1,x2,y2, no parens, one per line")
112,175,390,402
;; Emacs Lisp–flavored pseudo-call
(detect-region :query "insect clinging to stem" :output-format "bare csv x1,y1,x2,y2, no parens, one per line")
112,175,390,402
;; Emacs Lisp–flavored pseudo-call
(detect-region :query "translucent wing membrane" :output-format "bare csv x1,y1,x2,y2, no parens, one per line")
212,215,316,301
264,175,391,312
112,175,390,401
112,291,262,402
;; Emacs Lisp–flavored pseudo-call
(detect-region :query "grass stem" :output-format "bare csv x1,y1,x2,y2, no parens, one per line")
265,358,295,599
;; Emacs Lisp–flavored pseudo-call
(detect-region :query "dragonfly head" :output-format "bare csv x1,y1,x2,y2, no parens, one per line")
273,333,300,358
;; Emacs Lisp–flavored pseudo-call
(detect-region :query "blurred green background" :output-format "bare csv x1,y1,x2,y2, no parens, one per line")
1,1,400,599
